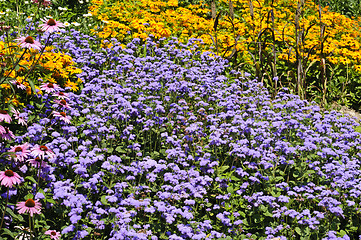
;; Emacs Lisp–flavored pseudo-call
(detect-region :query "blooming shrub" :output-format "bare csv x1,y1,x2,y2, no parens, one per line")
89,0,361,109
2,28,361,238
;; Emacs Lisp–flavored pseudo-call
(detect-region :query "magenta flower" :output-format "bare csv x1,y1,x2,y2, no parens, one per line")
53,91,69,100
15,36,42,51
52,111,71,124
44,230,61,240
11,109,27,126
27,157,48,168
32,0,52,6
54,99,72,109
9,143,31,162
0,170,22,187
31,145,55,160
16,199,42,217
40,82,61,93
0,110,11,123
39,18,64,33
1,126,15,140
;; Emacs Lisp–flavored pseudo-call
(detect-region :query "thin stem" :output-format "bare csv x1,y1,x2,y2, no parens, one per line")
0,187,10,230
0,48,28,85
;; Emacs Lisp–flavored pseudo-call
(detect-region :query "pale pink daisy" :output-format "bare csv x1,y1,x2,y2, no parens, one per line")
32,0,52,6
27,157,48,168
0,125,5,135
9,143,31,162
11,109,27,126
10,79,27,90
0,110,12,123
40,82,61,93
16,199,42,217
44,230,61,240
39,18,64,33
53,111,71,124
1,126,15,140
0,170,22,187
31,145,55,160
52,91,69,100
54,99,71,109
15,36,42,51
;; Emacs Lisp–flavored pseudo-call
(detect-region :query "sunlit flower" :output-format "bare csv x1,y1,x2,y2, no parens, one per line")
14,226,33,240
0,170,22,187
0,110,11,123
16,199,42,217
31,145,55,160
40,82,61,93
44,230,61,240
39,18,64,33
53,111,71,124
9,143,31,162
15,36,42,51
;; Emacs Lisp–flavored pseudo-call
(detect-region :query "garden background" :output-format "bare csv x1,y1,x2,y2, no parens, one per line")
2,0,361,239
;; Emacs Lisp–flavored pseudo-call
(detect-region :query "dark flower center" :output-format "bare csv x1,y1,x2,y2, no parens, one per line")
34,157,41,162
60,100,66,105
51,231,57,236
47,83,54,88
25,199,35,208
25,36,35,44
58,92,64,96
47,19,56,26
60,112,66,117
4,170,14,177
0,110,7,114
40,145,48,151
15,147,23,152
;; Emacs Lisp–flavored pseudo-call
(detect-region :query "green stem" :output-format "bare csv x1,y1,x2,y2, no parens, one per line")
0,187,9,230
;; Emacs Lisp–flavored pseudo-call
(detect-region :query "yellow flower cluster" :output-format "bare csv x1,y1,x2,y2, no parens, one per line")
0,42,82,106
89,0,361,74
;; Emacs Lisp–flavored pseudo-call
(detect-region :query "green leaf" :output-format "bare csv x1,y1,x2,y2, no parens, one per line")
295,227,302,235
25,176,37,184
24,193,34,200
1,228,15,238
28,79,37,95
227,186,234,194
6,207,24,222
218,165,229,173
101,195,108,205
115,146,126,153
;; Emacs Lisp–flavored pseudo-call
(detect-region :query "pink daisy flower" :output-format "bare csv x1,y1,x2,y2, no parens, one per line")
11,109,27,126
0,170,22,187
0,125,5,135
52,91,69,100
10,79,27,90
16,199,42,217
31,145,55,160
27,157,48,168
1,126,15,140
15,36,42,51
40,82,61,93
52,111,71,124
44,230,61,240
54,99,71,109
9,143,31,162
39,18,64,33
32,0,52,6
0,110,12,123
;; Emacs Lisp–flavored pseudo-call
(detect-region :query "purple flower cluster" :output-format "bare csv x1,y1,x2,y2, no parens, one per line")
7,30,361,239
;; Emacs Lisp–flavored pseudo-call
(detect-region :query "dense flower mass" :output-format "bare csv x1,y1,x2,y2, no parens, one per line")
2,29,356,239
